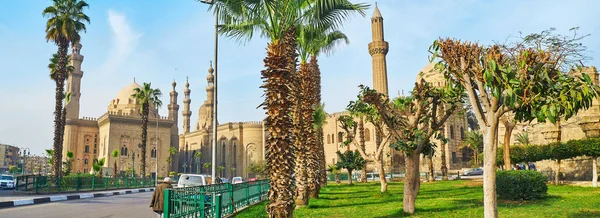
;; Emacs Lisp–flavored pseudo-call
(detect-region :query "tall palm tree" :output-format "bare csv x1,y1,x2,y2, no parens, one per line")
112,149,119,178
194,151,203,174
312,104,328,195
297,23,351,199
212,0,367,215
168,147,177,172
131,82,163,178
43,0,90,177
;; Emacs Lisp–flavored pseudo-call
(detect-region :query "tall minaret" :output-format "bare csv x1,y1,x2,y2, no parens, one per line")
182,78,192,133
205,62,215,128
168,80,180,124
368,2,389,95
65,43,84,119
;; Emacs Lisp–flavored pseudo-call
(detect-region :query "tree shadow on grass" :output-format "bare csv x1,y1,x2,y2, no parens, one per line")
308,200,387,209
568,209,600,218
317,195,371,201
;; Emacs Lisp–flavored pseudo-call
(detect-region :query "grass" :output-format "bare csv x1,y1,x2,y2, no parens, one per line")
234,180,600,217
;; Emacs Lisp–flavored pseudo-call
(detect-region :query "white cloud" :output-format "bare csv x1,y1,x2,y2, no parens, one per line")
98,10,143,75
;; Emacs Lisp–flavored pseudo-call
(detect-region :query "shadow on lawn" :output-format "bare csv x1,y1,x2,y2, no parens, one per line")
568,209,600,218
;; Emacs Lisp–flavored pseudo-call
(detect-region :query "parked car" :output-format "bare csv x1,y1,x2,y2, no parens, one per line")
232,177,243,184
177,174,211,188
464,168,483,176
0,175,15,189
219,178,230,183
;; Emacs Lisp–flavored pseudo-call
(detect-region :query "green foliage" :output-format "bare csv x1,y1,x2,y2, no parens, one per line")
248,160,268,179
312,103,328,130
131,82,163,114
496,137,600,165
335,150,365,172
169,171,176,177
516,132,531,145
337,115,356,147
497,170,548,200
9,166,20,174
112,149,119,158
62,151,74,176
203,162,212,169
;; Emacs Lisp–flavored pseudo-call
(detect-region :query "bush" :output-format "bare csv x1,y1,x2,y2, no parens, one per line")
497,170,548,200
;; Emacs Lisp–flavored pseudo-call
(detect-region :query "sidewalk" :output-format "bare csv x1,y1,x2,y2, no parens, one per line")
0,187,155,209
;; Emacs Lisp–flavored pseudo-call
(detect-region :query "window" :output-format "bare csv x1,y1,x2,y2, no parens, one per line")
233,141,237,168
450,125,454,139
94,149,97,154
460,127,465,140
85,145,90,153
221,141,226,165
151,148,157,158
337,132,343,143
121,145,128,156
451,152,457,163
327,135,330,144
84,159,88,164
365,128,371,141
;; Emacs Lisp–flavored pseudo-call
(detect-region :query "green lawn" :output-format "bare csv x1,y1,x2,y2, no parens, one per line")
235,180,600,217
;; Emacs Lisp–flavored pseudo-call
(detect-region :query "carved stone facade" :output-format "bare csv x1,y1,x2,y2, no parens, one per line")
62,44,178,178
498,66,600,180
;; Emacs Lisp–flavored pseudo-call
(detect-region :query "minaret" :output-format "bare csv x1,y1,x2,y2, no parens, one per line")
368,2,389,95
205,62,215,128
182,78,192,133
65,43,84,119
168,80,180,123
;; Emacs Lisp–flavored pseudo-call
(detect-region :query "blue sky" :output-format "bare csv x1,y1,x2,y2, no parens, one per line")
1,0,599,155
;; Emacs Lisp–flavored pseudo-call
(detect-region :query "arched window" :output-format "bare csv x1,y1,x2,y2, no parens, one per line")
233,141,237,169
221,141,226,166
365,128,371,141
460,127,465,140
151,148,157,158
327,135,330,144
85,145,90,153
449,125,454,139
121,145,128,156
84,159,88,164
338,132,343,143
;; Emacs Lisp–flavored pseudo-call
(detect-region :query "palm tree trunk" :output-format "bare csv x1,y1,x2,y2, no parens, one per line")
52,41,68,177
141,103,149,178
310,56,327,188
358,117,367,183
428,155,435,182
263,27,296,218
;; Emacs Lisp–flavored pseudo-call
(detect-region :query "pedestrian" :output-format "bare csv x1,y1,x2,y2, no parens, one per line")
150,177,173,218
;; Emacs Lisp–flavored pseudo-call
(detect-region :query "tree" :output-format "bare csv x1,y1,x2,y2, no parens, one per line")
43,0,90,177
217,166,225,178
248,160,268,179
112,149,119,178
462,131,483,167
92,158,106,176
359,78,463,213
326,164,341,184
62,151,74,176
313,104,328,191
230,167,236,177
168,147,177,172
203,162,211,175
131,82,162,178
9,166,20,174
430,28,599,217
515,132,530,145
501,114,517,170
212,0,368,215
45,149,54,169
335,150,365,185
194,152,202,174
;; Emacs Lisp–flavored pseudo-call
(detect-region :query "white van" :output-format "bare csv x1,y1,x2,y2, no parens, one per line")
177,174,212,188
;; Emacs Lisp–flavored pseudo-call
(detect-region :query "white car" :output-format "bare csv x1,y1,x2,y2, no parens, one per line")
231,177,243,184
0,175,15,189
177,174,212,188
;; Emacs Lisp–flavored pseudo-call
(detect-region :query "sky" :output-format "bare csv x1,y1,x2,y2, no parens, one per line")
1,0,599,155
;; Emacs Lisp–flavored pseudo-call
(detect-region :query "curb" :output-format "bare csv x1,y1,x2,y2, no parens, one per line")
0,188,155,209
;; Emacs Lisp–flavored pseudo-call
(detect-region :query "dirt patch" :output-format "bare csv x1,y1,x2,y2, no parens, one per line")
453,180,482,187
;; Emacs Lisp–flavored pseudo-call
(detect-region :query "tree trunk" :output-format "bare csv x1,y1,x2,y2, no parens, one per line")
441,143,448,181
335,174,340,184
358,118,367,183
482,119,499,218
264,28,296,218
293,61,311,207
473,149,479,167
428,155,435,182
114,161,118,178
503,122,515,170
375,155,387,192
593,157,598,188
141,103,149,178
403,152,421,214
347,169,353,185
52,41,68,177
555,159,561,185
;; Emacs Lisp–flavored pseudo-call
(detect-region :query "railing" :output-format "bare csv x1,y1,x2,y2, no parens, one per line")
164,180,269,218
15,175,155,193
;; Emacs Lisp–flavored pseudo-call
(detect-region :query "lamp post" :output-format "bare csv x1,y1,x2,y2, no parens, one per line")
132,151,135,177
155,104,159,186
20,147,30,175
199,0,219,185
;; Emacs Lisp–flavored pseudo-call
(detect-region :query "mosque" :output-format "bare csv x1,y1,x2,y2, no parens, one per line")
61,4,471,179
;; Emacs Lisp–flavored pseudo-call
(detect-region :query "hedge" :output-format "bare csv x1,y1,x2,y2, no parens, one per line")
496,137,600,165
497,170,548,200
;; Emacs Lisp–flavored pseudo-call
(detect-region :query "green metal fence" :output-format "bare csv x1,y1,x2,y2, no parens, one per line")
164,180,269,218
15,175,155,193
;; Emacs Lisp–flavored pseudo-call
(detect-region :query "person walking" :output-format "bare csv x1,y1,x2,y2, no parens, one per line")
150,177,173,218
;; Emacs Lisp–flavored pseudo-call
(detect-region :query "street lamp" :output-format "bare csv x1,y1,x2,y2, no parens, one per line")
19,147,30,176
199,0,219,185
132,151,135,177
155,104,159,186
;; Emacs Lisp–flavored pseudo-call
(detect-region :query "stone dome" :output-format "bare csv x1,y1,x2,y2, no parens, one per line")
416,62,445,87
114,82,142,105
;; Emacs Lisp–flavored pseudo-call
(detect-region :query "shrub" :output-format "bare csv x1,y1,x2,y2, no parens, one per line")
497,170,548,200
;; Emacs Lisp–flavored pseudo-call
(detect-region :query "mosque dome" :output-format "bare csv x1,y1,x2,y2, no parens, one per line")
114,82,142,105
415,62,445,87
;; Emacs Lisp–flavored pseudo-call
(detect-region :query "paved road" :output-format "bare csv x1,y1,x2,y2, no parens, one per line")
0,192,157,218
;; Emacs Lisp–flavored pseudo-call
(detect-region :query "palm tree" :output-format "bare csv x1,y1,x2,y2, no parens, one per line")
327,164,341,184
312,103,328,195
92,158,106,176
462,131,483,167
168,147,177,172
43,0,90,177
131,82,163,178
194,152,202,174
516,132,530,145
213,0,367,213
112,149,119,178
62,151,74,176
297,23,351,198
